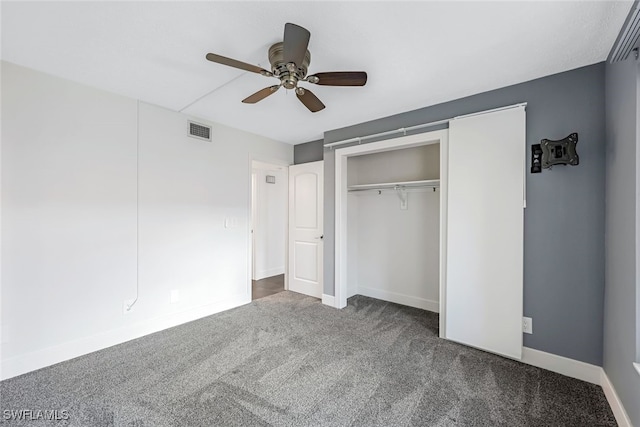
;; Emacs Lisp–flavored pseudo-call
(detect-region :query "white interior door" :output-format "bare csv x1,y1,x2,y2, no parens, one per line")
445,106,525,360
288,161,324,298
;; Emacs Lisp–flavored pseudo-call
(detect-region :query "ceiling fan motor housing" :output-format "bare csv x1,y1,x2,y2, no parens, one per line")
268,42,311,89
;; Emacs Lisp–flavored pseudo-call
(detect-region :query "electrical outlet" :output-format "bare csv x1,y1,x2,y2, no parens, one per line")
123,299,136,315
170,289,180,304
523,317,533,334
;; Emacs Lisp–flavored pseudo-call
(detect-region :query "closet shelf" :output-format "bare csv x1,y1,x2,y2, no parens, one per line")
347,179,439,192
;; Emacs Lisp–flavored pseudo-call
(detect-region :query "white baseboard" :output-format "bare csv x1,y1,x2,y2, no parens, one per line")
601,370,632,427
253,267,284,281
0,293,250,381
520,348,632,426
346,289,358,299
357,286,439,313
322,294,336,308
521,347,602,384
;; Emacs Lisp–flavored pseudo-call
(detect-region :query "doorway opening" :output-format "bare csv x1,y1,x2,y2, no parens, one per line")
251,160,288,300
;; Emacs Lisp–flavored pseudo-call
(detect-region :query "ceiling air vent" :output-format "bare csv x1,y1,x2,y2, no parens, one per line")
609,2,640,62
188,121,212,141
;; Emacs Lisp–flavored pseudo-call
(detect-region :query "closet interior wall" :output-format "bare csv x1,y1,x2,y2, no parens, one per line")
346,144,441,312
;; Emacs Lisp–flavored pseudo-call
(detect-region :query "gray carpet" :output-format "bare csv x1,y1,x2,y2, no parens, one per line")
0,291,616,426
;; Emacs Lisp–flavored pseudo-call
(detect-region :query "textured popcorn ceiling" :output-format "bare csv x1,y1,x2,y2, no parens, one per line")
1,1,633,144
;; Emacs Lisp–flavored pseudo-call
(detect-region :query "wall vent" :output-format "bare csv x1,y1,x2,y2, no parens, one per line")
609,2,640,62
188,121,212,141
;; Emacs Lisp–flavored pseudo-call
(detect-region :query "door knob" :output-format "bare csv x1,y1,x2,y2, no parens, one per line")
315,235,324,240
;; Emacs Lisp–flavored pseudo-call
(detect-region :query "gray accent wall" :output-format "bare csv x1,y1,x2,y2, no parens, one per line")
293,139,324,164
603,55,640,425
320,63,607,366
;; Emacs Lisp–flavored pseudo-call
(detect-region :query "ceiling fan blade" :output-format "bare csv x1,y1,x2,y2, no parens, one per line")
206,53,269,75
296,88,325,113
308,72,367,86
242,85,280,104
283,23,310,66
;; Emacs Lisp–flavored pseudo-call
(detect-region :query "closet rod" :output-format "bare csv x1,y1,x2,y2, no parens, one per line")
348,184,439,193
324,103,527,150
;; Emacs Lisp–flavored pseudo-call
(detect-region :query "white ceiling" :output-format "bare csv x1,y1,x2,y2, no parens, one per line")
1,1,632,145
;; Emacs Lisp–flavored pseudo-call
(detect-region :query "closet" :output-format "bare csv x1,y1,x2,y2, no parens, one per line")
333,105,526,360
345,143,441,313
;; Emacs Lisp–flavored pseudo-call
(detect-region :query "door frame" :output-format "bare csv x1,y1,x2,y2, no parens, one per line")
334,129,448,338
248,156,291,298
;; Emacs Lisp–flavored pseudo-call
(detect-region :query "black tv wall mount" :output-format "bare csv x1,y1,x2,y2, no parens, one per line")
531,133,579,173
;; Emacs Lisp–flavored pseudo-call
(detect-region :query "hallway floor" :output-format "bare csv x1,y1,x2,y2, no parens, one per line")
252,274,284,300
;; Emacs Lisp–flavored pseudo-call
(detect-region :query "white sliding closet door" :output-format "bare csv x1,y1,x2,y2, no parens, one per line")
445,106,525,360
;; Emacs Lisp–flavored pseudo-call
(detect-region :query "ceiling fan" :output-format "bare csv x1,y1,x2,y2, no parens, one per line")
205,23,367,113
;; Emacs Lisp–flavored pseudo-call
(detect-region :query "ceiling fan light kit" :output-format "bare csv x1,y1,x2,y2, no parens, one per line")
206,23,367,112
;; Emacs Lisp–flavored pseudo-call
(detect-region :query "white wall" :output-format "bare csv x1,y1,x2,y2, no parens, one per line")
0,61,293,379
251,162,287,280
1,62,138,365
352,191,440,311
